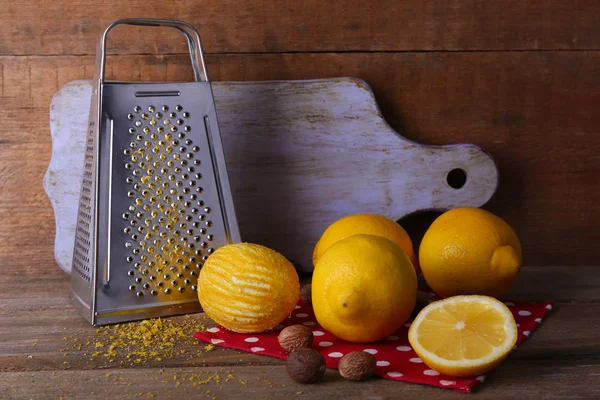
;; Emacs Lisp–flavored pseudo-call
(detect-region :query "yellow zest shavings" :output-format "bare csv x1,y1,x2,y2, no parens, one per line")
59,314,206,366
55,316,271,394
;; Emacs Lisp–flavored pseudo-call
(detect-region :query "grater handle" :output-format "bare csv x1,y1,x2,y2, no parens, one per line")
97,18,209,83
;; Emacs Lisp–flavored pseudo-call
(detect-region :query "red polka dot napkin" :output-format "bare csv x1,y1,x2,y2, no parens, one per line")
195,293,553,393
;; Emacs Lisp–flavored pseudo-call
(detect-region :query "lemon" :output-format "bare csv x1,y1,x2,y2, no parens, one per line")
408,295,518,377
313,214,419,273
312,234,417,343
419,208,522,298
198,243,300,333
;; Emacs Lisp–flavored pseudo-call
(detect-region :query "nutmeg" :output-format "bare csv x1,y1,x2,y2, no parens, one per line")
300,283,312,306
278,324,314,352
338,351,377,381
286,348,326,383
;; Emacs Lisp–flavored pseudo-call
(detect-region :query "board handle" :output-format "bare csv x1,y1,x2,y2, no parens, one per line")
393,143,499,217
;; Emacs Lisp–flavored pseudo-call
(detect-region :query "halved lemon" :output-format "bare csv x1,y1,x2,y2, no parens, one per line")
408,295,518,377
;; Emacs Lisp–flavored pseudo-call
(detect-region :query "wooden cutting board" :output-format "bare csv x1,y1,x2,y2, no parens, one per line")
44,78,498,274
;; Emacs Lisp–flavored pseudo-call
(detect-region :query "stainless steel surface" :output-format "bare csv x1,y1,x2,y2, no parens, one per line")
98,18,208,83
70,18,240,325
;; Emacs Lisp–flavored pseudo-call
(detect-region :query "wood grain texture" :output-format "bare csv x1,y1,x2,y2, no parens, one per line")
1,52,598,269
1,2,598,397
3,361,600,400
0,266,599,398
2,1,600,55
46,79,497,272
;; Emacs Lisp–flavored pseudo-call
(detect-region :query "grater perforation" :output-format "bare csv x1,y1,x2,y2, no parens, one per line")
121,103,213,298
69,19,240,325
72,121,97,282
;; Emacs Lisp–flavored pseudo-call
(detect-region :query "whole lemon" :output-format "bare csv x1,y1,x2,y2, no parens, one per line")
419,208,522,299
313,214,419,273
312,234,417,343
198,243,300,333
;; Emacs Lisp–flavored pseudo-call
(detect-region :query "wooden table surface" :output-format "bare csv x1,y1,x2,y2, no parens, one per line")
2,267,599,399
1,1,599,398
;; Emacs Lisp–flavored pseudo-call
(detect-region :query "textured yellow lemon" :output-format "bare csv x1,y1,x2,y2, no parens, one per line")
419,208,522,298
198,243,300,333
313,214,419,273
312,234,417,343
408,295,518,377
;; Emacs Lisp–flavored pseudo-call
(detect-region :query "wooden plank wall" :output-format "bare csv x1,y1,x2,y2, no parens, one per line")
1,1,599,274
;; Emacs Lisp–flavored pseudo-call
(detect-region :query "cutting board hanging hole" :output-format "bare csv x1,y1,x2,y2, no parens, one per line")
446,168,467,189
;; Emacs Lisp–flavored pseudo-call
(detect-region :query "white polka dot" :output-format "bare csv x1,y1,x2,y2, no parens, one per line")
302,321,316,326
440,380,456,386
428,292,437,297
273,324,285,330
516,323,520,327
385,335,399,341
363,349,378,355
376,361,390,367
312,331,324,336
476,375,486,382
423,369,440,376
518,310,532,316
296,313,309,318
504,302,515,306
387,372,403,378
396,346,412,352
294,305,301,309
513,345,518,350
409,357,423,363
404,322,411,328
251,347,265,352
244,337,259,343
523,331,530,337
318,341,333,347
546,304,553,310
535,318,542,323
211,339,224,344
206,327,220,333
328,352,344,358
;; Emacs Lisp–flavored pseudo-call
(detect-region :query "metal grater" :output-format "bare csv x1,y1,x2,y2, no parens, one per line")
70,18,240,325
